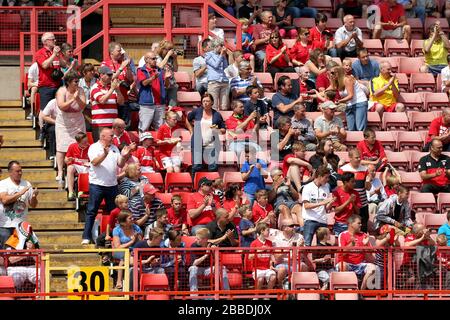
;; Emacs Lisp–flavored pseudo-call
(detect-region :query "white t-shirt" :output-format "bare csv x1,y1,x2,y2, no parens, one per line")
0,177,33,228
301,181,330,224
27,62,39,85
441,65,450,92
42,98,58,120
88,142,121,187
272,232,304,264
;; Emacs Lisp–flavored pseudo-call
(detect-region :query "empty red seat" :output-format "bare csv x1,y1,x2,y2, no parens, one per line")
396,73,410,92
140,273,170,291
396,131,423,151
291,272,321,300
367,112,382,130
344,131,363,148
142,172,164,192
398,171,422,190
398,92,423,111
223,171,244,187
437,193,450,213
410,39,424,56
423,92,449,112
406,150,428,172
193,172,220,190
410,73,436,92
399,57,425,74
409,111,436,130
293,18,315,29
385,151,409,171
254,72,274,92
174,72,192,91
407,18,424,38
424,213,447,230
0,276,16,293
409,191,436,213
165,172,192,192
330,272,359,300
177,91,201,107
382,112,410,131
155,192,173,208
362,39,383,56
326,18,343,33
384,39,410,56
375,131,396,151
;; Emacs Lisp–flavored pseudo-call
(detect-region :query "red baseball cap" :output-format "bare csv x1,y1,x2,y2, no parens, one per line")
143,184,158,195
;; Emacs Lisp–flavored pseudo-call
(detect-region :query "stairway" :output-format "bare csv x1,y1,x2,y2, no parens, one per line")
0,100,103,293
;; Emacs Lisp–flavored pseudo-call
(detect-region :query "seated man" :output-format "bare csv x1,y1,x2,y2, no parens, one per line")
334,15,364,60
112,118,131,149
366,164,388,232
282,140,313,192
244,85,270,129
424,108,450,152
167,194,189,236
270,116,298,161
418,138,450,194
369,61,405,117
314,101,347,152
375,186,414,233
438,211,450,246
337,214,377,290
65,132,91,201
272,76,304,127
373,0,411,44
356,128,387,169
144,209,173,241
352,48,380,95
206,208,239,247
291,66,317,112
160,229,187,290
291,104,317,151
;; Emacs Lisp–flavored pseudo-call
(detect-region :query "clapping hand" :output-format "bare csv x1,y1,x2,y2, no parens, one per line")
32,187,39,198
111,79,121,90
103,146,110,155
362,233,370,246
121,144,133,158
120,59,130,70
53,46,61,55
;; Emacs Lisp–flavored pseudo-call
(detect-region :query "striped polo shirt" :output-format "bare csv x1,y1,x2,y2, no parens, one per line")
90,80,118,127
338,163,369,207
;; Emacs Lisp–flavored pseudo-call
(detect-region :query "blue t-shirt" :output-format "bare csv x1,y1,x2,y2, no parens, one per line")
352,59,380,81
438,223,450,246
239,218,256,247
271,92,297,126
112,224,142,246
241,159,267,195
241,32,254,53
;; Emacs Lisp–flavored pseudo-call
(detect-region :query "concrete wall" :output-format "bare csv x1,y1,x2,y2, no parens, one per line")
0,67,20,100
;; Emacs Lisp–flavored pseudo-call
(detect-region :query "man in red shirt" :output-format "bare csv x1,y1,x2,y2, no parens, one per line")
65,132,91,201
112,118,131,149
337,215,377,290
373,0,412,43
332,172,361,236
418,138,450,194
34,32,62,116
356,128,387,170
167,194,189,235
251,11,278,71
282,140,313,192
308,13,337,57
425,108,450,152
187,177,222,235
134,132,159,173
156,110,182,173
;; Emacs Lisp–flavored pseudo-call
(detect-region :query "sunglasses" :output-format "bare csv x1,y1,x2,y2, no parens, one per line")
330,71,336,75
148,57,157,60
302,33,310,36
271,36,280,39
286,224,300,228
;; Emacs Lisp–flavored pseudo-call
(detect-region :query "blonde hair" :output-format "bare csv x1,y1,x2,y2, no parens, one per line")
165,110,178,120
239,18,249,25
124,163,140,178
316,227,329,241
195,228,211,239
386,175,400,188
437,234,448,246
115,194,129,207
334,66,346,91
157,39,174,56
212,178,224,188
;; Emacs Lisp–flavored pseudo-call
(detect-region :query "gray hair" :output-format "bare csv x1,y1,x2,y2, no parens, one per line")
215,208,228,219
41,32,55,43
238,60,251,71
270,168,283,179
293,103,306,112
210,38,224,50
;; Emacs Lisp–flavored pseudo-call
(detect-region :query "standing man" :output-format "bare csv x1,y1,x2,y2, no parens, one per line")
0,161,38,248
334,15,363,60
81,128,133,244
192,39,211,96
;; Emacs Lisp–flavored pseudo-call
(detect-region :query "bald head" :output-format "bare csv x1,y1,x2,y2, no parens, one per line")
261,11,274,24
144,51,157,66
443,108,450,125
41,32,56,49
343,15,355,30
380,61,393,78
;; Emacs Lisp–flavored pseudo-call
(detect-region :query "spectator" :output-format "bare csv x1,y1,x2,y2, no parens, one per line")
425,108,450,152
334,15,363,60
34,32,61,125
187,177,222,235
441,55,450,96
311,227,334,290
309,138,343,191
291,66,317,112
366,164,388,231
223,184,250,225
282,141,313,192
421,22,450,75
239,205,257,247
81,128,133,245
244,85,270,128
270,116,298,161
338,149,371,232
156,111,182,173
90,66,124,142
252,11,278,71
375,186,413,233
207,14,225,41
238,0,262,23
289,28,312,72
193,39,211,97
144,209,173,240
316,60,340,93
336,0,370,19
188,93,226,175
398,0,428,25
212,178,225,206
205,38,229,111
40,98,57,160
287,0,317,18
160,229,187,290
352,48,380,95
188,228,230,292
382,168,402,197
27,62,39,115
101,42,135,125
252,189,277,227
241,145,269,206
309,13,337,57
225,51,244,79
304,48,328,81
134,227,165,276
54,70,86,184
269,168,303,226
0,161,38,248
167,194,189,236
137,51,166,132
291,104,317,150
314,101,347,152
78,63,96,130
266,30,296,78
418,137,450,194
134,132,158,173
374,225,401,289
206,208,239,247
302,165,334,246
438,211,450,246
112,211,143,290
337,59,368,131
336,214,377,290
230,61,263,104
238,18,257,72
272,76,303,126
59,43,78,79
249,223,277,293
373,0,411,44
369,61,405,117
357,128,387,168
140,184,165,232
272,0,297,39
112,118,131,149
156,39,178,106
65,132,90,201
332,172,361,237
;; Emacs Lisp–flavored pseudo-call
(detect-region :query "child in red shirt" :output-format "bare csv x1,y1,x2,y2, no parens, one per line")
252,189,276,227
156,111,182,173
167,194,189,235
282,141,313,192
134,131,159,173
65,132,91,201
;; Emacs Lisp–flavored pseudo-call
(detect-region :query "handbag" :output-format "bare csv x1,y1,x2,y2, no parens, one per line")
50,68,64,82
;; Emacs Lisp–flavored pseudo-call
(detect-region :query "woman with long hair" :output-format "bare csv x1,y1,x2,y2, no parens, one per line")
304,48,328,81
289,27,312,72
223,184,250,225
309,138,344,191
156,39,179,106
265,30,296,78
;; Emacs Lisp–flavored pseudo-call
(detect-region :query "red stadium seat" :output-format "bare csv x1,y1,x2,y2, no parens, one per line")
382,112,410,131
384,39,410,57
76,173,90,211
177,91,201,107
395,73,409,92
396,131,424,151
291,272,321,300
261,0,275,10
367,112,382,130
142,172,164,192
436,74,442,93
174,72,192,91
407,18,424,39
409,191,436,214
344,131,363,148
375,131,396,151
145,294,170,300
424,214,447,231
409,111,436,130
274,73,299,91
293,18,315,29
254,72,274,92
0,276,16,293
330,272,359,300
437,193,450,213
398,57,425,74
355,19,371,37
385,151,409,171
398,171,422,190
140,273,170,291
410,39,424,56
326,18,343,33
193,172,220,190
155,192,173,208
223,171,244,187
423,92,449,112
165,172,192,192
410,73,436,92
362,39,383,56
407,151,428,172
0,13,21,46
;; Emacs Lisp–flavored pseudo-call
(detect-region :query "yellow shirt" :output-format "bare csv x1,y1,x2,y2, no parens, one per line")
369,75,399,107
423,39,448,66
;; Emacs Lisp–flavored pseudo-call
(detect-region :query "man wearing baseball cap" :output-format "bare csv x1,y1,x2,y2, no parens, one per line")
134,132,159,173
139,184,165,230
187,177,222,235
90,65,124,141
314,101,347,152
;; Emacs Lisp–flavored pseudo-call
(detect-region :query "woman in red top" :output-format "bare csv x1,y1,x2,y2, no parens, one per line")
289,28,312,71
222,184,249,226
265,30,296,78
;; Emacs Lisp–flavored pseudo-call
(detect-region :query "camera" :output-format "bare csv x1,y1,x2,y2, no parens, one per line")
174,49,184,56
322,30,333,37
119,81,131,90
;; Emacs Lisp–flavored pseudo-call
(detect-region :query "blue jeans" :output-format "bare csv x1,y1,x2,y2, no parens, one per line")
346,101,368,131
304,220,327,246
82,184,118,241
37,86,58,111
245,192,256,208
413,6,426,25
288,5,317,18
333,222,348,237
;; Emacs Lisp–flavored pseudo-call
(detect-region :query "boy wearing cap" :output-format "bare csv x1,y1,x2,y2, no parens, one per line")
187,177,222,235
314,101,347,152
156,111,182,173
133,132,159,173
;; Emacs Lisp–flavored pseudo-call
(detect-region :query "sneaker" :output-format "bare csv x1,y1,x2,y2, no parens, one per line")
49,156,55,161
81,239,90,245
77,191,84,197
67,192,76,201
38,131,44,142
26,113,33,120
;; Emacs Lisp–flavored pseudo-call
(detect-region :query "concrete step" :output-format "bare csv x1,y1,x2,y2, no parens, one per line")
32,222,85,231
0,119,32,127
0,159,51,169
0,100,22,108
33,200,76,210
31,180,61,189
1,129,36,140
38,231,83,245
37,189,69,202
41,243,96,250
0,108,26,120
0,148,46,161
28,210,79,224
0,168,56,181
49,253,103,267
2,140,41,148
